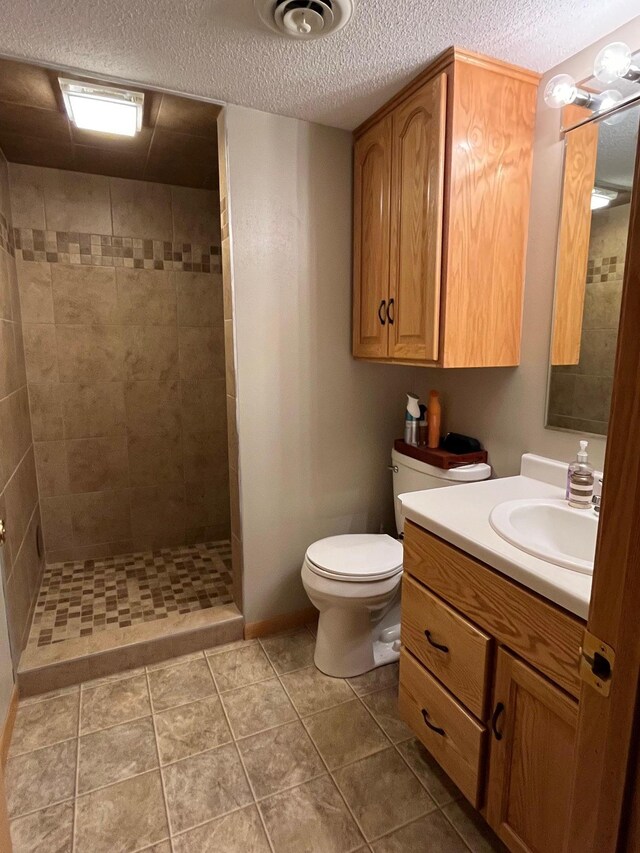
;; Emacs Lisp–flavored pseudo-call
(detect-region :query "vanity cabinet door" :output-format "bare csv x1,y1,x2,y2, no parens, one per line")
352,116,392,358
388,73,447,362
487,648,578,853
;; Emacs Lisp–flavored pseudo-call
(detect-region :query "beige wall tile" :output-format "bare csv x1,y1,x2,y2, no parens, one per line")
178,326,224,379
180,377,226,433
8,164,46,230
224,319,235,397
175,272,222,327
0,387,33,490
183,430,227,483
40,495,73,551
185,472,230,531
56,325,123,382
34,440,70,497
116,268,176,325
59,381,126,439
23,324,59,382
51,264,118,325
0,153,10,223
229,464,240,541
66,436,129,493
0,319,24,399
28,382,64,441
128,433,183,487
226,394,238,474
16,260,54,324
42,168,112,234
123,326,179,381
9,508,44,658
69,489,131,546
2,447,38,567
130,483,186,550
124,379,181,437
171,186,219,244
110,177,172,240
0,250,14,321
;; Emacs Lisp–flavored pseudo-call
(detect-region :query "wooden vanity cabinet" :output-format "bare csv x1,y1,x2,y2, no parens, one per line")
399,520,584,853
352,48,540,368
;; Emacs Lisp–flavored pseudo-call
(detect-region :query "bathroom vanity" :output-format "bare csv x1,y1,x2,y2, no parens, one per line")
398,456,591,853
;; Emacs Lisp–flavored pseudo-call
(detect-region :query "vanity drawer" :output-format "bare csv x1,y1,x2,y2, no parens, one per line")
399,648,486,807
401,575,491,718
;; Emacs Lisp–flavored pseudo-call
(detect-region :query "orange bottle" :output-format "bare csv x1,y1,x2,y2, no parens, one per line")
427,390,441,449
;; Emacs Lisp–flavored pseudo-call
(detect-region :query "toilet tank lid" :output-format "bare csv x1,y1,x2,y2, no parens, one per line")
392,448,492,482
306,534,403,579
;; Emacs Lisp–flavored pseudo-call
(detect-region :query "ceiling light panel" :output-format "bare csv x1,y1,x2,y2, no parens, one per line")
59,78,144,137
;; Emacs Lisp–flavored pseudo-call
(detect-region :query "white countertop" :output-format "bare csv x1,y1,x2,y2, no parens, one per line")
399,458,593,620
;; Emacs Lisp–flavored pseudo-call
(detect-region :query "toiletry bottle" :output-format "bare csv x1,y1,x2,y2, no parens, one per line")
567,440,595,509
404,394,420,446
418,405,427,446
427,390,441,449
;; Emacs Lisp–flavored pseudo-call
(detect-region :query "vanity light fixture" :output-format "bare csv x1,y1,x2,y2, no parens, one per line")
544,73,622,114
59,78,144,137
591,188,618,210
594,42,640,85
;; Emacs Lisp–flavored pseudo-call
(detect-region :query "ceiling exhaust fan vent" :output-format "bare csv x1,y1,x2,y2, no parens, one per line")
254,0,354,40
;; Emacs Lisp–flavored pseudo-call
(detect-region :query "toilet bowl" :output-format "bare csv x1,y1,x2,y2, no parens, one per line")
302,447,492,678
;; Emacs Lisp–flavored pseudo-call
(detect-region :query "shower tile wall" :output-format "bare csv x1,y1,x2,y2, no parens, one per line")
0,150,44,665
9,164,229,563
548,203,628,436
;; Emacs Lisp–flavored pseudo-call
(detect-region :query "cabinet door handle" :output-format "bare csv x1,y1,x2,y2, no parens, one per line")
424,630,449,653
378,300,387,325
491,702,505,741
387,298,395,324
421,708,446,737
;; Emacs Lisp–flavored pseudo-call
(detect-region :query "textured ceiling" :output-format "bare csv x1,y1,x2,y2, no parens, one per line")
0,0,639,129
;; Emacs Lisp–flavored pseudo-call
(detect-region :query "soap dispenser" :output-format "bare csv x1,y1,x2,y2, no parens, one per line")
567,440,595,509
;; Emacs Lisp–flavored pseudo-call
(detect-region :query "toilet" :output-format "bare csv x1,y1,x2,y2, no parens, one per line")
302,446,491,677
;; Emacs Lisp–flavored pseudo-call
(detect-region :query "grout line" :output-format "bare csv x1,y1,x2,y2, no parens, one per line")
70,687,81,853
439,803,487,853
146,669,174,843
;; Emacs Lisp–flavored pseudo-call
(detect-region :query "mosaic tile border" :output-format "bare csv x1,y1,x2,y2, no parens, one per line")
587,254,624,284
13,227,221,273
0,212,14,256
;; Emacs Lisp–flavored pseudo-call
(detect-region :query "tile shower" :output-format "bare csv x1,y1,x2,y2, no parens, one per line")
2,161,236,662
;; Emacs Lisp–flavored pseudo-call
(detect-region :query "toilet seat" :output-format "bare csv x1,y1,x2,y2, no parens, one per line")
305,534,403,583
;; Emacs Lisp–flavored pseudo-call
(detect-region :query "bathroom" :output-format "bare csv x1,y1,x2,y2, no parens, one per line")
0,2,639,852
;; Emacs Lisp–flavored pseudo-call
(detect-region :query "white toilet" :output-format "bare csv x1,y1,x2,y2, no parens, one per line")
302,446,491,677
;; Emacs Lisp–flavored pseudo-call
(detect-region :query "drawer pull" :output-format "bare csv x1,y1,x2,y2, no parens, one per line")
421,707,446,737
424,630,449,654
491,701,505,741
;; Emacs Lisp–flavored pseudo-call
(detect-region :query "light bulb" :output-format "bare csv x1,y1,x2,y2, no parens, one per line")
594,42,632,84
597,88,623,112
544,74,578,109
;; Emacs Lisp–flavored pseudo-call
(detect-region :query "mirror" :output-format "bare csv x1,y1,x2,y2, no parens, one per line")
546,101,640,436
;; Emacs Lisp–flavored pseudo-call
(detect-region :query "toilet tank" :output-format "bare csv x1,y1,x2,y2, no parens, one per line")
391,447,491,535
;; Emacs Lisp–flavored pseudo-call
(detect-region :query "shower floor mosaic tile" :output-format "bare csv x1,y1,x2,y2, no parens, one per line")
28,541,234,648
6,631,505,852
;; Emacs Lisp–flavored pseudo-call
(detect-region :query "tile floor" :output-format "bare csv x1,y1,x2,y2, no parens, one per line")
6,627,505,852
28,541,234,648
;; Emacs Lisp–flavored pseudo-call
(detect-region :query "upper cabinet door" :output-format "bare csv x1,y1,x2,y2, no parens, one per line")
352,116,392,358
388,73,447,362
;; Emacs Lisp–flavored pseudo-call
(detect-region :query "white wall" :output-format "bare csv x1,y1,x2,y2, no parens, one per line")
225,107,421,622
421,16,640,478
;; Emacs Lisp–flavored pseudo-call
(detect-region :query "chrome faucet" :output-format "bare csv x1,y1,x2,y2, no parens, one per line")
592,477,603,515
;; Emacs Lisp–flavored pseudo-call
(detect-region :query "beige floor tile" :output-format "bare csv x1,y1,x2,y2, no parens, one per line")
397,738,462,807
148,659,216,712
140,843,171,853
74,770,168,853
372,810,470,852
77,717,158,793
361,687,412,743
260,628,316,674
155,696,232,764
222,678,297,739
81,666,147,689
334,747,436,841
9,800,74,853
347,663,398,697
304,699,389,769
207,644,274,692
172,804,271,853
10,693,79,756
80,674,150,734
146,652,204,671
5,739,77,818
280,665,354,717
206,638,258,656
442,799,506,853
238,720,325,799
162,743,253,834
259,775,364,853
20,684,80,706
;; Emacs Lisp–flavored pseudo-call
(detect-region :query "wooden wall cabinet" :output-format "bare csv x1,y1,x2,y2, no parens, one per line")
399,521,584,853
352,48,540,368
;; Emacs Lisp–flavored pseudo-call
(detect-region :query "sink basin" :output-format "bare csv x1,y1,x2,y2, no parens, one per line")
489,499,597,574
